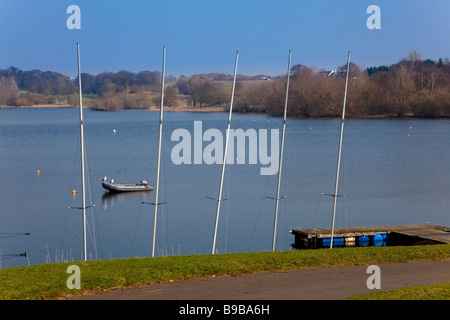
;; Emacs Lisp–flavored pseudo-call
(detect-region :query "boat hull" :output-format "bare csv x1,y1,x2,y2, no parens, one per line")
102,181,154,193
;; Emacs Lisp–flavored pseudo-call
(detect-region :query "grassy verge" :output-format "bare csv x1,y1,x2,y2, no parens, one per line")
349,282,450,300
0,244,449,300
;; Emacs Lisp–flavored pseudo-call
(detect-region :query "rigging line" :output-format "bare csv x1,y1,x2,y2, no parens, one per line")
324,124,348,230
284,147,289,250
65,125,100,261
82,134,101,260
158,164,166,256
132,113,154,257
130,222,139,257
83,141,96,258
248,174,270,251
149,123,170,256
61,133,81,259
59,213,68,263
85,208,97,260
341,133,348,229
225,162,230,254
66,136,80,206
130,200,143,257
311,134,338,229
190,166,216,254
160,134,170,256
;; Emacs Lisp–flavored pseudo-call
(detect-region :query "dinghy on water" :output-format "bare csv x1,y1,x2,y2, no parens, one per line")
102,177,154,193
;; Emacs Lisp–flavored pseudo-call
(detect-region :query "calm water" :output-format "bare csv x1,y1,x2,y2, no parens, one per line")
0,108,449,268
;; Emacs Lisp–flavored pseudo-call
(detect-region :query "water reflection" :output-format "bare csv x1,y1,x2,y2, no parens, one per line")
101,191,153,212
320,234,389,248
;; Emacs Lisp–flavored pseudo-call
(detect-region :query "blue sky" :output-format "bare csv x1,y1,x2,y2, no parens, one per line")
0,0,449,78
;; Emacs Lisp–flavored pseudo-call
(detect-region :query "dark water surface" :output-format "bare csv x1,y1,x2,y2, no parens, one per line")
1,108,449,268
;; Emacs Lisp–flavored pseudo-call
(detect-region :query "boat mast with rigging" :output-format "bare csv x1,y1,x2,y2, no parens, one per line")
76,42,88,261
211,51,239,255
272,50,292,251
329,51,351,249
151,45,166,258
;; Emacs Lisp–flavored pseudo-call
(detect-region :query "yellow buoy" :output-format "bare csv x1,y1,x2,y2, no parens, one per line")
72,190,77,194
37,170,40,175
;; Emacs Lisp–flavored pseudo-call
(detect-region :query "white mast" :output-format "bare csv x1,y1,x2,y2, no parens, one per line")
330,51,351,249
76,42,87,261
212,51,239,255
152,45,166,258
272,50,292,251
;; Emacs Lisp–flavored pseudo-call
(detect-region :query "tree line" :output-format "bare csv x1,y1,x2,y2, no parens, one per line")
1,51,449,118
231,54,450,118
0,67,174,109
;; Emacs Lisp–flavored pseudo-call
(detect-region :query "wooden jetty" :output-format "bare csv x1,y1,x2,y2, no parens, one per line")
291,224,450,249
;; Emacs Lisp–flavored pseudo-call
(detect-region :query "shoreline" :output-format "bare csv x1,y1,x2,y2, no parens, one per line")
145,105,226,112
0,104,226,113
0,104,73,108
2,104,450,120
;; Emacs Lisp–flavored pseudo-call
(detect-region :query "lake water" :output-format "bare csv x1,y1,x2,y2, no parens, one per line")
1,107,449,268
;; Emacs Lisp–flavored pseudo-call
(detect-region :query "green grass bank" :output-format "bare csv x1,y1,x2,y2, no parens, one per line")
349,281,450,300
0,244,449,300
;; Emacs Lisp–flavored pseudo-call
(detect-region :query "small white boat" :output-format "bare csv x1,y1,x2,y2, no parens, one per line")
102,177,154,193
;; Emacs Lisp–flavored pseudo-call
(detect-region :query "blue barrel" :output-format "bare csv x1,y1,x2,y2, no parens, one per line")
358,236,369,247
358,235,369,242
373,234,384,241
334,237,345,243
322,237,345,247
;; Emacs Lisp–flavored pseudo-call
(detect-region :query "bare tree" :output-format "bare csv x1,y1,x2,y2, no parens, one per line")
408,50,422,63
387,64,415,117
0,77,19,105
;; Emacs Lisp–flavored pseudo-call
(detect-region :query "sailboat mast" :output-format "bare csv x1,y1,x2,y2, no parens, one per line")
272,50,292,251
330,51,351,249
212,51,239,255
152,45,166,258
77,42,87,261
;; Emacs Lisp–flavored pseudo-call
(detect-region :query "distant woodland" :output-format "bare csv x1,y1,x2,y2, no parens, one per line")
1,51,450,118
